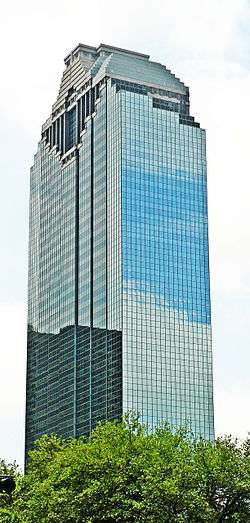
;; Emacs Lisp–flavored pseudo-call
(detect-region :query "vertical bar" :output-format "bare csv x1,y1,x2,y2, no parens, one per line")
89,82,94,433
73,147,80,437
105,80,108,419
52,122,56,147
56,118,60,149
76,100,81,144
75,149,79,326
62,112,66,154
58,117,61,152
82,94,85,130
73,326,77,437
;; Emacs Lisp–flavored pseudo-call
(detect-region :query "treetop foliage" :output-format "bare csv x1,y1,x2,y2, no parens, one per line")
1,415,249,522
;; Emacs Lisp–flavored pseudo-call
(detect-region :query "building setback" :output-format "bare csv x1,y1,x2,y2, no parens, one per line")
25,43,214,455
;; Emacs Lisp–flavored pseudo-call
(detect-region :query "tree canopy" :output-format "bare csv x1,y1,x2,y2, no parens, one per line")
1,416,250,522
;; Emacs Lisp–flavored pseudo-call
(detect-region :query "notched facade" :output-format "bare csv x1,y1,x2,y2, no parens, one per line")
26,43,214,457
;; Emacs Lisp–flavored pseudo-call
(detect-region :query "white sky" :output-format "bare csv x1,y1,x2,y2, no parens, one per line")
0,0,249,468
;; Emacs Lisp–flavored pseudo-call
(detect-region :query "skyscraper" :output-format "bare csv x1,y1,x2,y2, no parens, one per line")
25,43,214,455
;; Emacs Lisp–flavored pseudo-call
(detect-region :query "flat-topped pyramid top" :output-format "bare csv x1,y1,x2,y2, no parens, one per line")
64,43,150,67
41,42,188,127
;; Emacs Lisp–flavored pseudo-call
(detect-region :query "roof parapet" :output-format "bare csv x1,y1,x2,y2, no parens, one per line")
64,44,97,66
64,43,150,67
97,43,149,60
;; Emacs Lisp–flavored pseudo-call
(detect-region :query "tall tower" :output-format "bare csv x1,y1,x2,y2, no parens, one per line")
25,44,214,455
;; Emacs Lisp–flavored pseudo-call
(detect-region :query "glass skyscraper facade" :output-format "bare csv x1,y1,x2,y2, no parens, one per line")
25,43,214,455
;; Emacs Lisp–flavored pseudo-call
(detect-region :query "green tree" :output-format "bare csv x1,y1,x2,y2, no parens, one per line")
0,458,20,522
1,416,250,522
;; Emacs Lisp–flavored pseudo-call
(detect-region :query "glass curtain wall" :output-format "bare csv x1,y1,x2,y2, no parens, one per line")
26,46,214,457
118,85,213,439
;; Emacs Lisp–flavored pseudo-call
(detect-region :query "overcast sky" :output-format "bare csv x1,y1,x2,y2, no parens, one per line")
0,0,249,468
